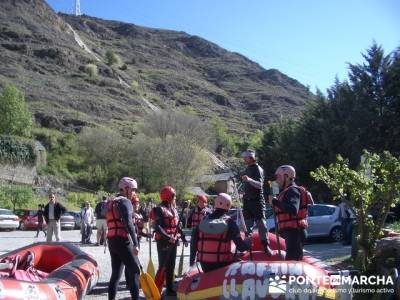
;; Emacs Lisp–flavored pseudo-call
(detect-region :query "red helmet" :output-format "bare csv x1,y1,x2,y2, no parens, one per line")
160,186,176,202
196,195,208,204
118,177,138,190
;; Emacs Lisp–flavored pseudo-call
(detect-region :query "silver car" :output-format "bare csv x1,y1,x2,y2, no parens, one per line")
229,204,343,242
0,208,19,231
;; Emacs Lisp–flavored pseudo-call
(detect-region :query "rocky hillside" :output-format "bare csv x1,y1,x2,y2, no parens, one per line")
0,0,312,135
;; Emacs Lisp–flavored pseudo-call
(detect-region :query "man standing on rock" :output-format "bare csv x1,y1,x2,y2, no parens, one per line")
241,149,272,255
44,193,66,242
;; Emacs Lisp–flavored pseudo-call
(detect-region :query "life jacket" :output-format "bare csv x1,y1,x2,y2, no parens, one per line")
133,212,144,229
190,206,208,228
275,185,313,231
152,205,179,241
106,196,128,239
196,215,233,263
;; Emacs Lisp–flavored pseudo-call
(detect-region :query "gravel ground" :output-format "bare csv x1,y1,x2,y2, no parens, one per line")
0,229,191,300
0,229,350,299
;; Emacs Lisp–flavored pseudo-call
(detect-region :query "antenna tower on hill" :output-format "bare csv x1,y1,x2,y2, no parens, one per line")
74,0,81,16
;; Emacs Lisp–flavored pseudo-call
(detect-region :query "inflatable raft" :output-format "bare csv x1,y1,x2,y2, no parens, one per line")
178,232,352,300
0,242,99,300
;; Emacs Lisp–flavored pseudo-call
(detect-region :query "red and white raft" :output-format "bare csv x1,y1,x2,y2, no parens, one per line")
178,232,352,300
0,242,99,300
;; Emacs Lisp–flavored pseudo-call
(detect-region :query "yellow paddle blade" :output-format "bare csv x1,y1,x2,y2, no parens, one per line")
147,259,156,279
140,272,161,300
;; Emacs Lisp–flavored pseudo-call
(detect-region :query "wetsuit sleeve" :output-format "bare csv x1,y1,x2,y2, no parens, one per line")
228,219,250,252
119,199,139,247
190,226,199,265
272,187,300,215
153,207,173,241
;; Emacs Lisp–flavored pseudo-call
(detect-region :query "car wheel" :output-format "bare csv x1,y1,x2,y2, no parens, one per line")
330,226,343,242
20,222,25,231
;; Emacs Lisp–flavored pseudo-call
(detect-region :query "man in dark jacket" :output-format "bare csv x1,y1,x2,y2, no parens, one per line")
43,193,66,242
241,149,272,255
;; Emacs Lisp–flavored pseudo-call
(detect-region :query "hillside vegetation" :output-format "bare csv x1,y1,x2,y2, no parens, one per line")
0,0,312,137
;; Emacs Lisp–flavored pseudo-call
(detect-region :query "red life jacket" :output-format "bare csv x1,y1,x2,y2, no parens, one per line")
152,205,179,241
106,196,128,239
275,185,313,231
190,206,207,228
134,212,144,230
196,216,233,263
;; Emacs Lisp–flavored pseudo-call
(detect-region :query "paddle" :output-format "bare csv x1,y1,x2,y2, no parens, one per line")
147,220,155,279
127,234,160,300
271,181,282,258
177,201,189,277
238,207,253,261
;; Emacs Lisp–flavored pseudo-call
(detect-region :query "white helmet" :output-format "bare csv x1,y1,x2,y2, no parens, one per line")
118,177,138,190
275,165,296,180
214,193,232,211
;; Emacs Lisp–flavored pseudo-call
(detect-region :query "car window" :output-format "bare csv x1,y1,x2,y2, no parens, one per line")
0,209,15,216
29,211,36,216
312,206,335,216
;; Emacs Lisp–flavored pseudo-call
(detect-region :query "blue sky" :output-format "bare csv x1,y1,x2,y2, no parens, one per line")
45,0,399,93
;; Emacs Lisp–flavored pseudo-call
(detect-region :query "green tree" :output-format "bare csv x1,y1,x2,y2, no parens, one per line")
0,184,37,211
257,43,400,197
0,85,32,137
311,150,400,271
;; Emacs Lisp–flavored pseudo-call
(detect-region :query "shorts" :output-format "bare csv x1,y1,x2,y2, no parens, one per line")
96,219,107,231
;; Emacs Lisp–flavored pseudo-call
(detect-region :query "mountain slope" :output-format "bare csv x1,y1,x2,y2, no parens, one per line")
0,0,313,135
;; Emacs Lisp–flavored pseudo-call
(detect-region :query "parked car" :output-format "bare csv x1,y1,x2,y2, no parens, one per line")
228,204,343,242
70,211,81,229
0,208,19,231
60,212,76,230
14,209,46,231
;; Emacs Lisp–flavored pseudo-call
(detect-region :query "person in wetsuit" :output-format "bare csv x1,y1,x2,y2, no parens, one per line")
241,149,272,255
106,177,140,300
190,193,251,273
151,186,188,297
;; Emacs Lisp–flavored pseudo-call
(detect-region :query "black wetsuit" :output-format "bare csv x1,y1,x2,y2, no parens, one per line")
190,208,250,273
108,195,140,300
272,183,306,260
153,202,187,295
242,163,269,245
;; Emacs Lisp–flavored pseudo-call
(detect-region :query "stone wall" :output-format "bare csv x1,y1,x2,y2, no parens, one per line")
0,164,37,185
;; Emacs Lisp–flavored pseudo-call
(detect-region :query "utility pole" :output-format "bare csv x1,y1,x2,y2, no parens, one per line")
74,0,81,16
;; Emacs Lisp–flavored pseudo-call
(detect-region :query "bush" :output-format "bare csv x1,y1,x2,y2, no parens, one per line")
0,135,37,165
0,85,32,137
105,50,121,66
84,64,98,78
66,192,98,210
